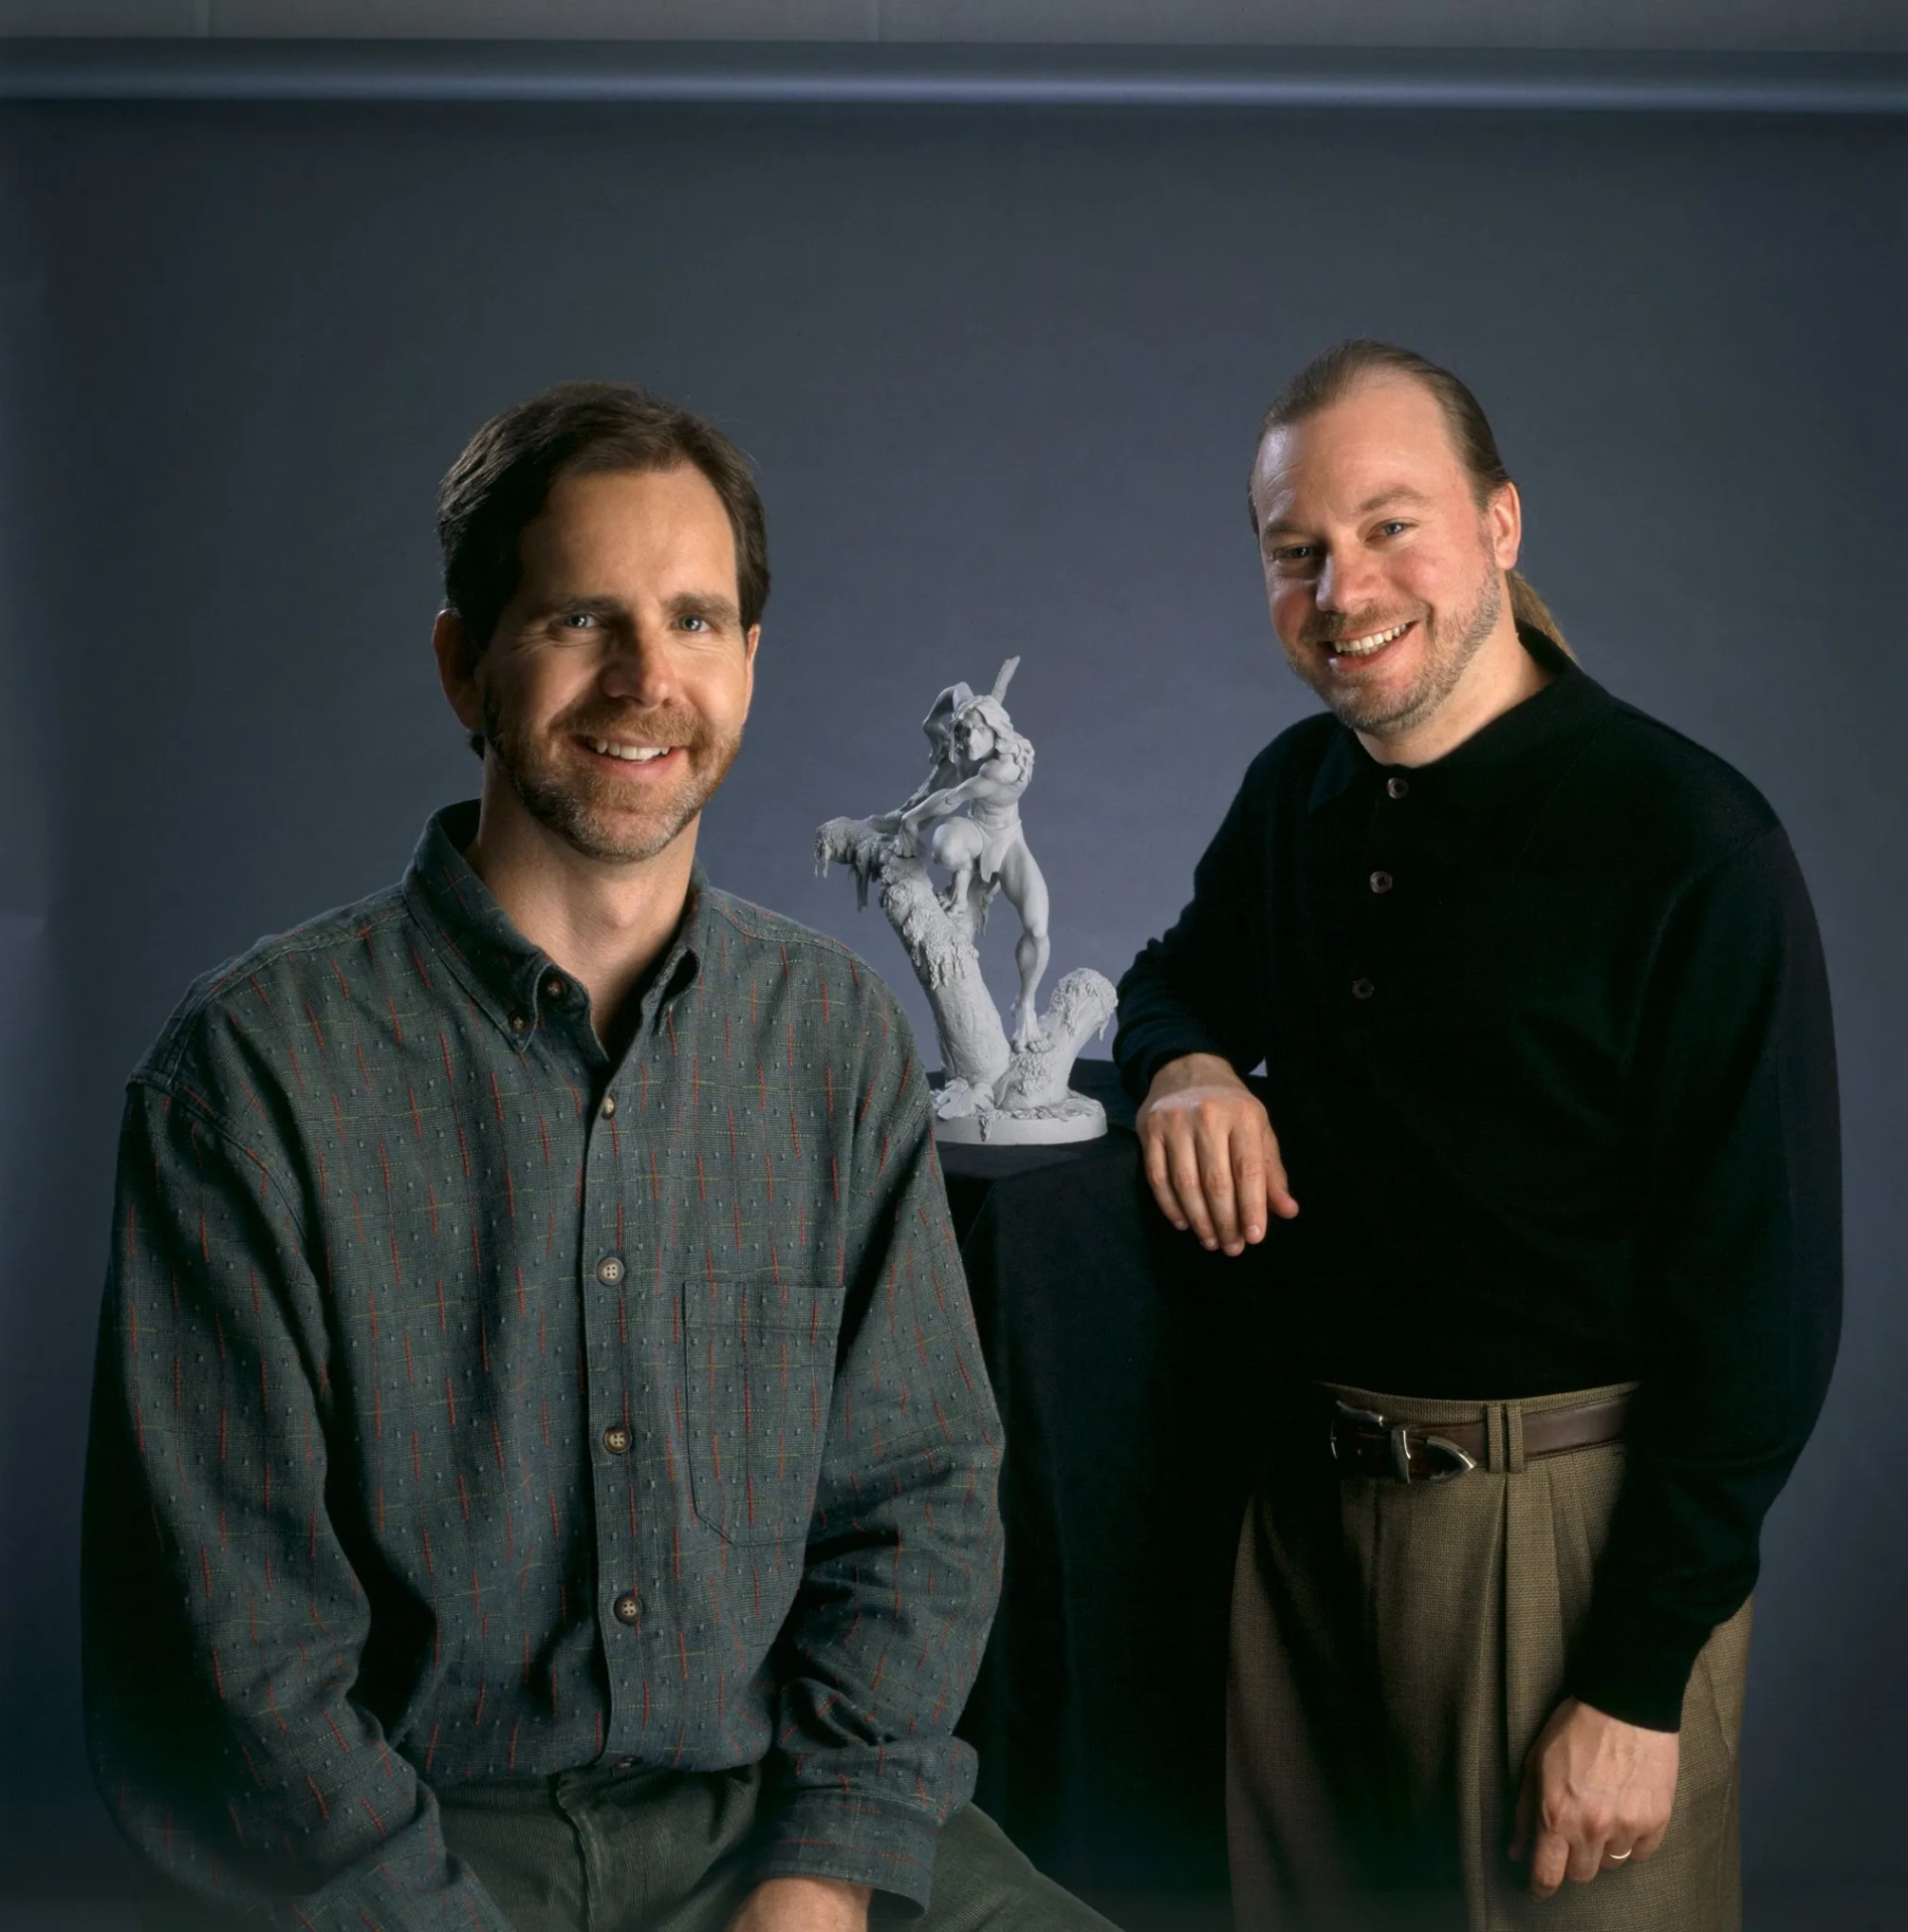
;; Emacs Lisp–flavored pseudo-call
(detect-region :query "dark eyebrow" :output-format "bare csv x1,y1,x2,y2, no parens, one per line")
1262,486,1434,542
529,593,626,621
664,589,742,627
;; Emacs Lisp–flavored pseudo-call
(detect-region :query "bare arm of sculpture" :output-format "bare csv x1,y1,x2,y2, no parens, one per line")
898,752,1028,834
879,752,965,828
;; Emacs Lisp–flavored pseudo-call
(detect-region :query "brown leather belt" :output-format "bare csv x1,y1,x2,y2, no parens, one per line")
1327,1391,1630,1485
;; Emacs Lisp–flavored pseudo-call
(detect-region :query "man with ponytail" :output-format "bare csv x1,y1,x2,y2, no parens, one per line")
1115,342,1838,1929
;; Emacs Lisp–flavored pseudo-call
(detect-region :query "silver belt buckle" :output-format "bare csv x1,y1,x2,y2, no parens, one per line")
1331,1401,1478,1483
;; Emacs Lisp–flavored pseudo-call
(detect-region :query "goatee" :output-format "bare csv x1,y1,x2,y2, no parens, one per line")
480,693,743,865
1309,566,1502,737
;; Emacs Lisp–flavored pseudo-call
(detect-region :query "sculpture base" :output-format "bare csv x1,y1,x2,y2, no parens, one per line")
932,1093,1107,1147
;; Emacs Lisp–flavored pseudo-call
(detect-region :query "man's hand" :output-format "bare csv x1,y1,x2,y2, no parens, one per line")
1510,1696,1679,1897
726,1875,873,1932
1136,1053,1298,1254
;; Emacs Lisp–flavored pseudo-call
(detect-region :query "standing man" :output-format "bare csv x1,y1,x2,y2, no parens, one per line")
1114,342,1838,1929
83,381,1108,1932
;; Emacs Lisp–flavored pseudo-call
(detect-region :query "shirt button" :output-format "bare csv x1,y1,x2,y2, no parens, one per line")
508,1014,527,1034
1387,776,1409,799
612,1592,640,1625
544,975,566,1003
596,1254,625,1285
1352,977,1376,1000
1369,871,1393,894
603,1424,632,1455
600,1094,617,1118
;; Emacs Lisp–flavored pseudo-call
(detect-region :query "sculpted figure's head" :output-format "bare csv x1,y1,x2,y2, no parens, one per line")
432,381,768,867
1248,340,1564,751
953,696,1017,768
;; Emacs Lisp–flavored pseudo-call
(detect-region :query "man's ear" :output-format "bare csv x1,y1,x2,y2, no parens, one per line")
1488,481,1522,574
432,608,485,734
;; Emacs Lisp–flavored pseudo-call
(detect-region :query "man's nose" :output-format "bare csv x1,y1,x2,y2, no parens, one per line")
597,623,675,706
1316,546,1381,613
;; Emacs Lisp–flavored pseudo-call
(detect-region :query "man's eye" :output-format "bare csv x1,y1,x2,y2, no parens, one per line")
557,612,596,630
1374,521,1410,538
679,614,711,633
1272,545,1317,565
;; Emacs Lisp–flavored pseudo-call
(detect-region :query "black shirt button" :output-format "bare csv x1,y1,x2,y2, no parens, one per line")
544,975,566,1003
508,1014,528,1034
603,1424,632,1455
600,1093,617,1118
1387,776,1409,799
596,1254,625,1285
1369,871,1393,894
612,1592,640,1625
1352,978,1376,1001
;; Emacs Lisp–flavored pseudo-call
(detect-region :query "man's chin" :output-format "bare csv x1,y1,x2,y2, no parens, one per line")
551,805,700,868
1312,673,1429,735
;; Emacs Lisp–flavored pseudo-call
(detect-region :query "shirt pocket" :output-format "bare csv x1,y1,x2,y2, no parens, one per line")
681,1273,836,1548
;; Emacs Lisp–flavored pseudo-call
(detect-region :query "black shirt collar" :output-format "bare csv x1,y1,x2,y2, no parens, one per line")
1307,626,1615,839
401,800,707,1048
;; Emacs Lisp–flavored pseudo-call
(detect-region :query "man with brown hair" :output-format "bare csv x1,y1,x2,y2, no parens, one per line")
1115,342,1839,1929
82,381,1107,1932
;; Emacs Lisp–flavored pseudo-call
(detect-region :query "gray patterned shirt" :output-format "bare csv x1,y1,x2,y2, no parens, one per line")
83,803,1003,1929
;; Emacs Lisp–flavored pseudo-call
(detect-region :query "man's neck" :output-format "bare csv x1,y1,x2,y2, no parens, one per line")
462,786,698,1047
1355,615,1553,768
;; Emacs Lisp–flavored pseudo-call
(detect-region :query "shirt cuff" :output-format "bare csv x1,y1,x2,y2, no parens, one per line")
752,1788,944,1916
1113,1026,1233,1104
1566,1599,1714,1733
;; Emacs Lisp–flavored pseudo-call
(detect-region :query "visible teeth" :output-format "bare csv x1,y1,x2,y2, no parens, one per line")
1332,621,1410,658
590,739,670,762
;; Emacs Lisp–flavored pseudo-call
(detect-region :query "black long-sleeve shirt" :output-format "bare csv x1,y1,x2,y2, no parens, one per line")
1114,634,1840,1729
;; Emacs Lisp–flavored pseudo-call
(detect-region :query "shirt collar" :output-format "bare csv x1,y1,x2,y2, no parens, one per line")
401,801,708,1049
1306,626,1615,840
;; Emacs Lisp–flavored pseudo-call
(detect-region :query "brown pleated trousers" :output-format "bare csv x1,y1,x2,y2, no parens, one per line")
1226,1381,1751,1932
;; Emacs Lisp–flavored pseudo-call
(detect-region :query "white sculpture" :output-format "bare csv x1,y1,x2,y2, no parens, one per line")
817,660,1115,1146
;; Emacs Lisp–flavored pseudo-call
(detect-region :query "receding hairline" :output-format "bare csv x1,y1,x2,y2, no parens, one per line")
1254,368,1468,470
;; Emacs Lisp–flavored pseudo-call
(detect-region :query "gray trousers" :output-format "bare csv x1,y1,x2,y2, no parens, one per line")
1226,1381,1751,1932
437,1763,1117,1932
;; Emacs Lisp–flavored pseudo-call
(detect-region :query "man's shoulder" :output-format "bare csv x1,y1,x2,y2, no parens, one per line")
1245,711,1342,780
134,882,413,1103
1571,696,1784,875
1215,712,1343,820
700,887,908,1019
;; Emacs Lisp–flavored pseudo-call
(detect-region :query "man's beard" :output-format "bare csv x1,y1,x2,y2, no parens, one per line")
481,692,743,865
1294,558,1504,738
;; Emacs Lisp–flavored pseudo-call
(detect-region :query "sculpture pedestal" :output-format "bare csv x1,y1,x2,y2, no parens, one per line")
932,1090,1107,1146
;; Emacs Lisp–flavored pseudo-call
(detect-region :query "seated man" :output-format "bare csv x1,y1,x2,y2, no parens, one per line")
81,380,1110,1932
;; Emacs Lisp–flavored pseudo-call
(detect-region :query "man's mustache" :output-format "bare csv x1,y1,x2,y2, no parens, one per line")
554,703,709,747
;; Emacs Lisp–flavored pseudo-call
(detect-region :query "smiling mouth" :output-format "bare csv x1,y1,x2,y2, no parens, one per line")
1323,618,1415,663
583,738,677,764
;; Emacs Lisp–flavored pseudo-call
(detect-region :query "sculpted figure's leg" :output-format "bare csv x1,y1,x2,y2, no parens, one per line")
929,818,985,925
998,841,1051,1046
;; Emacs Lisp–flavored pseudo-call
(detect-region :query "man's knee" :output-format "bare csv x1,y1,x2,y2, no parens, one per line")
915,1806,1116,1931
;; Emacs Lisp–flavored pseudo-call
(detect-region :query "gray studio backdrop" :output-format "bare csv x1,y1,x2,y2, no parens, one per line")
1,89,1903,1898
